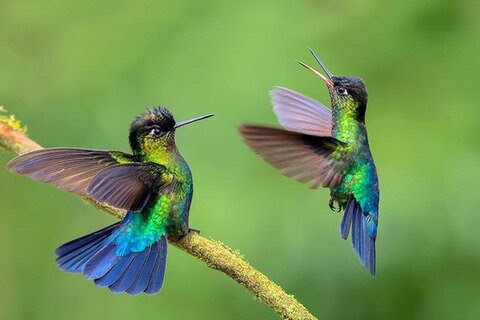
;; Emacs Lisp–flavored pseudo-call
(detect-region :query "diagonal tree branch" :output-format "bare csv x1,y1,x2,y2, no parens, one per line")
0,106,317,320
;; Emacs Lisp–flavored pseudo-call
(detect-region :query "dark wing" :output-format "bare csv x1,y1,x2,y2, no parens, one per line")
271,87,332,136
238,125,348,189
8,148,165,212
7,148,133,195
87,163,165,212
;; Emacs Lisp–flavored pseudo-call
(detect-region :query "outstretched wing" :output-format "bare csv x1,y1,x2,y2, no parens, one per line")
271,87,332,136
238,125,348,189
86,162,165,212
8,148,165,212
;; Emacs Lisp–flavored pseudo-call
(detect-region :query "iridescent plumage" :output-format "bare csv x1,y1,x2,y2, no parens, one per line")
8,107,212,294
238,52,379,274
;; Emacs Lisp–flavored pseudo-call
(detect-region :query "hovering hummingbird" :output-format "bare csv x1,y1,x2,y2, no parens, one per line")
238,49,379,274
8,107,213,294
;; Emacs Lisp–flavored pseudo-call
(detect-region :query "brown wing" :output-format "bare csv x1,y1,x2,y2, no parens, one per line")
271,87,332,136
8,148,165,212
86,163,165,212
238,125,347,189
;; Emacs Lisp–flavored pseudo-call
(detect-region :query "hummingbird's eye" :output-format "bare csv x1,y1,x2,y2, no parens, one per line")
149,128,164,137
336,86,348,96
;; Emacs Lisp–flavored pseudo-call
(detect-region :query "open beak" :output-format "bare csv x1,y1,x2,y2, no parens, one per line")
174,113,214,129
297,48,334,89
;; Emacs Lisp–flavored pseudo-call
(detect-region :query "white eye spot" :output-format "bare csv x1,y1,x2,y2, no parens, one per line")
149,128,163,137
336,86,348,96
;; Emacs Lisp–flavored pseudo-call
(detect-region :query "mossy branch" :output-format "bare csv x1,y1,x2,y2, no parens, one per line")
0,106,317,320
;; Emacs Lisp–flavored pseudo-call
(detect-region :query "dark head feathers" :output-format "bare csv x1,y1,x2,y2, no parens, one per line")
332,76,368,123
332,76,368,103
130,107,176,131
129,107,176,152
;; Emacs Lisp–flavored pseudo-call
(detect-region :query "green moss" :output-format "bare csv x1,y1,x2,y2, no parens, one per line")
209,237,246,260
0,106,27,133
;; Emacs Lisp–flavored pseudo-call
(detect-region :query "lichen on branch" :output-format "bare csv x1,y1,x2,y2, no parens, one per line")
0,107,317,320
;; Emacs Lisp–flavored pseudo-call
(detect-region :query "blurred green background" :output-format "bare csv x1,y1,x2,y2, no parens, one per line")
1,0,479,319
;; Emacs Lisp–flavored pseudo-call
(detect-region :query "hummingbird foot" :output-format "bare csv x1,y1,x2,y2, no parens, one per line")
171,227,200,241
329,197,342,213
189,227,201,234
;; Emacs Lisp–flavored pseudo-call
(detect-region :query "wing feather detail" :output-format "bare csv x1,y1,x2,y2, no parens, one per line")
271,87,332,136
8,148,165,212
238,125,346,189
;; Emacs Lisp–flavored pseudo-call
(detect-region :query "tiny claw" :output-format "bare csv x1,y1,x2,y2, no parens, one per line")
189,227,201,234
329,198,342,212
329,198,336,211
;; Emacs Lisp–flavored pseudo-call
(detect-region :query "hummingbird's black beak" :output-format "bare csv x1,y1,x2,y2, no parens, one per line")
308,48,334,79
174,114,214,129
297,49,334,89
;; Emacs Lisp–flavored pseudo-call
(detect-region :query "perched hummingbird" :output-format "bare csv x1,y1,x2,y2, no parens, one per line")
238,49,379,274
8,107,213,294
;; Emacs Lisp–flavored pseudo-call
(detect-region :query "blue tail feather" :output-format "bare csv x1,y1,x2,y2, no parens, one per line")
340,197,354,239
94,254,136,287
352,203,363,259
58,240,106,272
56,223,119,273
145,236,168,295
126,242,160,295
55,221,168,295
84,243,120,280
55,223,119,257
108,247,150,293
339,195,376,275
